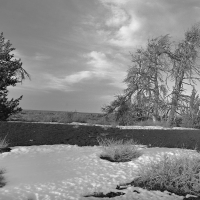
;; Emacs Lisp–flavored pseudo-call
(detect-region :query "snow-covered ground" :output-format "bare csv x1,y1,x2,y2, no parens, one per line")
0,144,198,200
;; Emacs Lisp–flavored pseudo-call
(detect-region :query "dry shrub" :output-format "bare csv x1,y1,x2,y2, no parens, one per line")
0,135,9,149
97,137,142,162
134,152,200,196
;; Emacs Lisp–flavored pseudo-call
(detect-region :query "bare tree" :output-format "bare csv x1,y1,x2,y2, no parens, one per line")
166,24,200,125
103,24,200,127
102,35,171,124
180,87,200,127
125,35,171,122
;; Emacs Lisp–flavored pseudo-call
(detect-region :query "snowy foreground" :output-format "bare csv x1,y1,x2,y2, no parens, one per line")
0,144,198,200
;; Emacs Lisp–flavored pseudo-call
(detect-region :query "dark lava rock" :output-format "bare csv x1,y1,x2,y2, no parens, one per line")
84,191,125,198
0,147,12,154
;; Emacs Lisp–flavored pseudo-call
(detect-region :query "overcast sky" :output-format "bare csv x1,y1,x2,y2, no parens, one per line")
1,0,200,113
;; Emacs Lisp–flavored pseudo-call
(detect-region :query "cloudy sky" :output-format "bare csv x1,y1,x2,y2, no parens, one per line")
1,0,200,113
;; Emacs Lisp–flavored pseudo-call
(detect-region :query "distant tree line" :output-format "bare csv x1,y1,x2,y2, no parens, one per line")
0,33,30,121
102,24,200,127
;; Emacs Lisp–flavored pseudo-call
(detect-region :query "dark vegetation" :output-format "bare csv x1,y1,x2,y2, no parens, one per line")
0,121,199,149
0,32,30,121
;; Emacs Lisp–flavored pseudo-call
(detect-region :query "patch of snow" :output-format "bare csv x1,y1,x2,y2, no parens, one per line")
0,145,198,200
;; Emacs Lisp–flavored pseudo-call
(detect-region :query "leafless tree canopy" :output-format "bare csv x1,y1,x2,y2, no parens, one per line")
102,24,200,127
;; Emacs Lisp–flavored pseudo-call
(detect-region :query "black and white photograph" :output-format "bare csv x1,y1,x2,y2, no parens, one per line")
0,0,200,199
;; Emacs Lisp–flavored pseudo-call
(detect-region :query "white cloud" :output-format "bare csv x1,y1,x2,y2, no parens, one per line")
85,51,127,89
41,51,114,91
105,5,129,27
85,51,111,78
109,15,141,47
65,71,92,84
40,74,73,91
34,53,50,61
87,51,108,69
97,0,142,48
39,71,93,91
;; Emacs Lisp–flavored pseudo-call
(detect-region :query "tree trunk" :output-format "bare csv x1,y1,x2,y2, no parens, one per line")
152,66,160,122
168,71,184,126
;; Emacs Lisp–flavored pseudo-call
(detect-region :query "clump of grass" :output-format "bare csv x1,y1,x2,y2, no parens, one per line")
0,135,9,149
97,137,142,162
0,137,9,188
133,152,200,196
